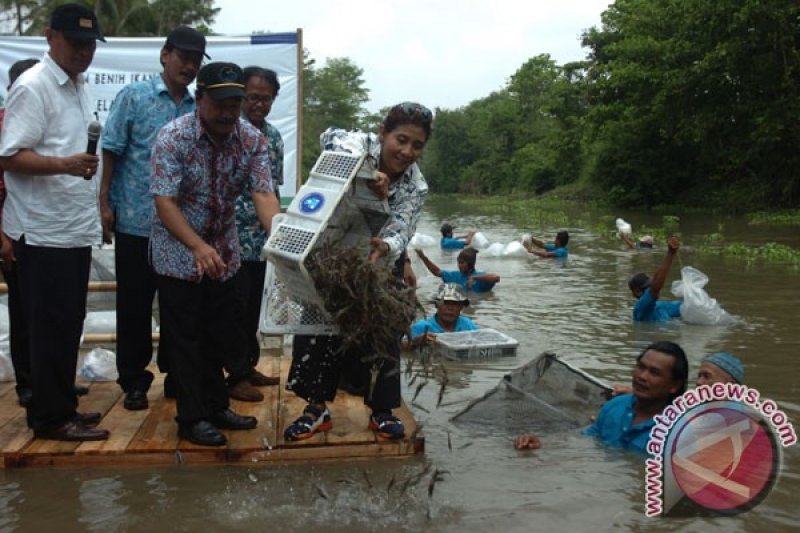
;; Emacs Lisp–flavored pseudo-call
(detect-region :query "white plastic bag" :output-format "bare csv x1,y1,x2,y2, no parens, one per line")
78,347,118,381
671,266,735,325
410,232,436,249
615,218,632,237
484,242,505,257
471,232,490,249
502,241,528,257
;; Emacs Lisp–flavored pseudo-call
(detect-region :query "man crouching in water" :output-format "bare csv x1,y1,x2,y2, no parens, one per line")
514,341,688,452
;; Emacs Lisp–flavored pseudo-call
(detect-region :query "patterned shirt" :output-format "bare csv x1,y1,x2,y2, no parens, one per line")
0,109,6,220
320,128,428,262
149,113,272,282
235,120,283,262
102,75,195,237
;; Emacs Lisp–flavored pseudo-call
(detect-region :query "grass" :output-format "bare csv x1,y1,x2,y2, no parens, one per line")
747,210,800,226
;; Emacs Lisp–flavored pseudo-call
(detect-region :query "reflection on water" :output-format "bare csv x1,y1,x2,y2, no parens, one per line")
0,200,798,531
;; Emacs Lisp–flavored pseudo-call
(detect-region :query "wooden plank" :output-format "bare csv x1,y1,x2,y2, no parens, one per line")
0,415,34,462
0,382,15,399
126,390,179,454
325,393,376,445
20,382,121,456
224,356,280,454
275,355,330,447
76,373,165,454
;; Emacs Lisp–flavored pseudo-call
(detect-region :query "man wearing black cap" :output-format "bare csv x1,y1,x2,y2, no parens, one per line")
0,3,108,441
629,236,683,322
149,62,280,446
100,25,209,412
439,222,474,249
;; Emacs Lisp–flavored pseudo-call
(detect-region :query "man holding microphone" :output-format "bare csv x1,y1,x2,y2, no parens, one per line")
0,3,108,441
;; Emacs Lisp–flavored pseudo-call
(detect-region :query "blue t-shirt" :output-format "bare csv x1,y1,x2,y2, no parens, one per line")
545,243,568,258
410,315,478,338
440,269,496,293
581,394,655,454
440,237,466,249
633,288,682,322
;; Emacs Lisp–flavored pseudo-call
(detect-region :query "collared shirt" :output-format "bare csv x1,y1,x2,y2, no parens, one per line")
235,120,283,262
410,314,478,338
0,53,100,247
149,113,272,282
633,287,683,322
440,269,496,293
440,236,466,249
581,393,655,454
320,128,428,262
545,243,568,258
102,75,195,237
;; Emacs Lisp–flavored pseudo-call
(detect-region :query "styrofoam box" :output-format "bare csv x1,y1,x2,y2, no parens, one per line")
433,328,519,360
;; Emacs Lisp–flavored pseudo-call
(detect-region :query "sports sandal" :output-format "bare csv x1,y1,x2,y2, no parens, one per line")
369,411,405,440
283,404,332,441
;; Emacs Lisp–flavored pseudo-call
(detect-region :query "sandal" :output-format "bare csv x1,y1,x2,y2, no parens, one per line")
369,411,405,440
284,404,332,441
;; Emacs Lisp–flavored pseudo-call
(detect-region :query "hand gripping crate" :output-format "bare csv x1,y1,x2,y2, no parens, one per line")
260,151,391,334
433,328,519,360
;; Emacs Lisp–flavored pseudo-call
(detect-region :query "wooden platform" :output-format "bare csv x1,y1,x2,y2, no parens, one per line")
0,356,423,468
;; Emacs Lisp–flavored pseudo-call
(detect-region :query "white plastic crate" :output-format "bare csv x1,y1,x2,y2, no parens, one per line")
433,328,519,360
260,150,391,334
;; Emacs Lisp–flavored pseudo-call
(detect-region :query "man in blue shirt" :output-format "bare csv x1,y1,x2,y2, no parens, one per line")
404,283,477,349
514,341,688,453
100,26,208,411
415,247,499,293
439,222,474,250
524,230,569,258
630,236,682,322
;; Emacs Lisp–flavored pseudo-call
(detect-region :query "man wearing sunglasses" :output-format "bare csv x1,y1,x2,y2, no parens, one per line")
100,26,208,412
150,62,280,446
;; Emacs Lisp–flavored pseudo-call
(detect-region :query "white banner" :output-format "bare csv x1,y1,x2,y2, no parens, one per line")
0,32,300,200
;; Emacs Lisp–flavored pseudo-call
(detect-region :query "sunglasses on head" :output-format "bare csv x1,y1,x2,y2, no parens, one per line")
397,101,432,120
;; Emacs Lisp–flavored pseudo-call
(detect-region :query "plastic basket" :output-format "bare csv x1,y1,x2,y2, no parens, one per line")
433,328,519,360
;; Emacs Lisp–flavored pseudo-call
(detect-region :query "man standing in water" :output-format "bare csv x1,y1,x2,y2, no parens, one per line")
101,26,208,411
629,236,682,321
515,341,689,453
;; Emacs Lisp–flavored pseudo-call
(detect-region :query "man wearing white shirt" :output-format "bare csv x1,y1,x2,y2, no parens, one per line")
0,3,108,441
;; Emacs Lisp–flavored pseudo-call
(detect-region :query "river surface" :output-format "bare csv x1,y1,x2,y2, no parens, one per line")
1,197,798,532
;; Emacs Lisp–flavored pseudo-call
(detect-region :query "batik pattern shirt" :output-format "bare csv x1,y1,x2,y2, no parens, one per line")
235,121,283,262
102,75,195,237
320,128,428,262
150,113,272,282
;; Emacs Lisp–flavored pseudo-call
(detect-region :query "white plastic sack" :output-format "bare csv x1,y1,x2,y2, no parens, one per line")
671,266,735,325
78,347,118,381
502,241,528,257
471,232,490,250
484,242,505,257
616,218,632,236
410,232,436,249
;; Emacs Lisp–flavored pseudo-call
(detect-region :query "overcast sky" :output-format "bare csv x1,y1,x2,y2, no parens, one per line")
213,0,611,112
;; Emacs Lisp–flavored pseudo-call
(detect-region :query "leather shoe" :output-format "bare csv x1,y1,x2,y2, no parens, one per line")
73,411,102,426
34,421,109,441
74,384,90,396
209,408,257,430
229,380,264,402
124,390,149,411
249,370,280,387
17,388,32,407
179,420,227,446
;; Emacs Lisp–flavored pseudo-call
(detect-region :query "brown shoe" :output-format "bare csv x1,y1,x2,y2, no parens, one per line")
72,411,102,426
229,380,264,402
34,421,109,441
249,369,280,387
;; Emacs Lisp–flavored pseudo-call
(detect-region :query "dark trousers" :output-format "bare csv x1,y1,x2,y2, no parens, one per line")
1,262,31,395
156,273,237,424
287,335,401,411
14,238,90,431
233,260,266,369
114,232,160,393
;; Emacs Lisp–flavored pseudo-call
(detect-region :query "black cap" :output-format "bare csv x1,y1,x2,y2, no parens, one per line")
50,3,105,42
628,273,651,292
165,26,210,59
196,62,245,100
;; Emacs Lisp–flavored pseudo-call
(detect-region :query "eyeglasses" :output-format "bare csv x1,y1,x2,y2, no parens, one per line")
245,94,273,105
397,101,432,120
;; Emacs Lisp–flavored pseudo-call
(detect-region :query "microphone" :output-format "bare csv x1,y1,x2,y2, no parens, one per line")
84,121,102,180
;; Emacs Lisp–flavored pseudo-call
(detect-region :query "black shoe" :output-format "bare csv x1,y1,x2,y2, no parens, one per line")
209,408,257,430
74,384,90,396
73,411,102,426
17,388,32,407
34,421,109,441
178,420,227,446
123,390,149,411
163,374,176,399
